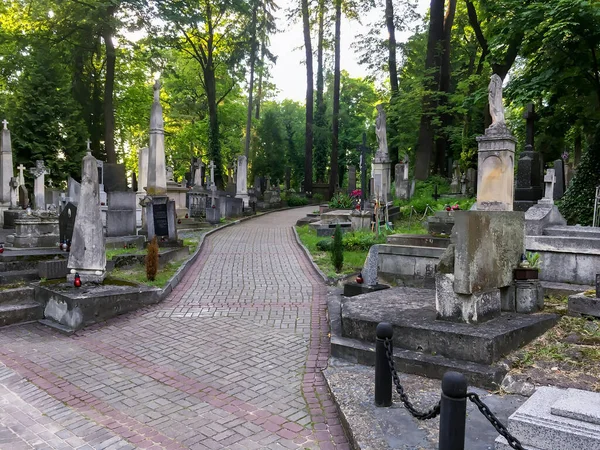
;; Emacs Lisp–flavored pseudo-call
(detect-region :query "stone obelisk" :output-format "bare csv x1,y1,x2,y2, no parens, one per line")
235,155,249,207
67,151,106,283
1,119,14,205
147,80,167,196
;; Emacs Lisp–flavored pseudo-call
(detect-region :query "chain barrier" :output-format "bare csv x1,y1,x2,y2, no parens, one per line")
467,393,525,450
383,339,441,420
383,338,526,449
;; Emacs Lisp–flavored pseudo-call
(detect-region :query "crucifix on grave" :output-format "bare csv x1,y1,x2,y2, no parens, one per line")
206,175,221,224
17,164,25,185
2,119,7,130
540,169,556,204
29,160,50,210
358,132,368,211
208,160,216,189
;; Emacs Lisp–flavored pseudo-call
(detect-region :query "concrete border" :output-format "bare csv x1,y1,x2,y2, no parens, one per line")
291,226,331,285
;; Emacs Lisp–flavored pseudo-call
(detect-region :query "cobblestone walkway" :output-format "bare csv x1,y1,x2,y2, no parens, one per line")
0,207,350,450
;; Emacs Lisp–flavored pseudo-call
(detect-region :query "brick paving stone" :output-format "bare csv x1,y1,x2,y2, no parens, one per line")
0,207,349,448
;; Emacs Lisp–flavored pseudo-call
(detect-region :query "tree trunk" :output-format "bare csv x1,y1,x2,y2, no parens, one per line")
414,0,445,180
205,64,223,189
102,3,117,164
255,39,265,120
329,0,341,198
433,0,457,175
244,1,259,158
301,0,314,194
386,0,399,173
314,0,327,183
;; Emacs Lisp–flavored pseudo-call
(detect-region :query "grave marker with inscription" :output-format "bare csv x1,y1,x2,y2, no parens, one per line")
59,202,77,244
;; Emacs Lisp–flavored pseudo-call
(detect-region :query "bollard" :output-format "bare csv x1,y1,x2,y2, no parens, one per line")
438,371,468,450
375,322,393,407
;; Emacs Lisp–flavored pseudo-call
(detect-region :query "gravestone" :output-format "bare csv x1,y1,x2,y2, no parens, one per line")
206,184,221,224
29,160,50,210
104,163,128,192
553,159,566,200
67,152,106,283
137,147,149,194
515,104,543,211
67,177,81,205
59,202,77,244
147,80,167,196
146,196,178,243
235,155,249,207
358,133,368,210
394,162,410,200
106,191,136,237
372,104,391,201
450,162,460,194
0,119,14,204
348,166,357,194
540,169,556,204
18,185,29,209
3,177,21,228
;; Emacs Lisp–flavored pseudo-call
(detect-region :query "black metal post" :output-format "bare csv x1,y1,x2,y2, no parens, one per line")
375,322,393,407
438,371,468,450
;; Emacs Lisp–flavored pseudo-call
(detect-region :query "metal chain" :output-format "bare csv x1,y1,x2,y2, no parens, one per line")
467,393,525,450
383,338,441,420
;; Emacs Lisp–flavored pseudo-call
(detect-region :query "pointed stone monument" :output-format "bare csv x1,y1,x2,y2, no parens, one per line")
137,147,149,195
67,151,106,283
235,155,249,207
1,119,14,205
147,80,167,196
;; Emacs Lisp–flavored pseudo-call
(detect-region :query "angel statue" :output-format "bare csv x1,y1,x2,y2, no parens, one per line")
488,74,505,127
375,104,389,159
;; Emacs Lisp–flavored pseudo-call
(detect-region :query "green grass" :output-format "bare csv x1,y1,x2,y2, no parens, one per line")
183,238,199,253
111,261,185,288
296,225,368,278
106,247,145,260
392,218,428,235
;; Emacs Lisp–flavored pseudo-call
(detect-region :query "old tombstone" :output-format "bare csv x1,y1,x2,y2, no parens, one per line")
95,150,108,205
9,177,18,209
553,159,566,200
67,152,106,283
0,119,14,205
450,161,460,194
104,163,128,192
206,183,220,224
137,147,149,194
394,162,410,200
67,177,81,205
235,155,249,207
476,74,517,211
29,160,50,210
358,133,368,210
254,175,262,195
208,160,216,189
372,104,391,201
146,196,178,242
106,191,136,237
347,166,357,194
147,80,167,196
59,202,77,244
540,169,556,204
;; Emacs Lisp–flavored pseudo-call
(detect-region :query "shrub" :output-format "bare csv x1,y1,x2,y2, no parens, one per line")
145,237,159,281
313,193,324,202
342,230,387,250
559,124,600,225
329,192,354,209
316,239,333,251
287,195,309,207
331,225,344,272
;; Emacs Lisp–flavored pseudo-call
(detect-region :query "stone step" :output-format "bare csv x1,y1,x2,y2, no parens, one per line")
0,302,44,327
543,225,600,239
0,287,36,306
526,235,600,253
498,387,600,450
0,260,40,273
0,269,39,284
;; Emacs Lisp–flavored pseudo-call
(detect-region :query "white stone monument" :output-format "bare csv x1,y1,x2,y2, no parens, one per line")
147,80,167,196
9,177,18,209
67,152,106,283
0,119,14,205
372,104,391,201
137,147,149,194
476,74,517,211
540,169,556,205
208,160,216,189
235,155,249,207
29,160,50,211
17,164,25,186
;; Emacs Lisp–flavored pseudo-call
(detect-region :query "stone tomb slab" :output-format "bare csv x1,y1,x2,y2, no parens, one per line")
340,287,558,366
551,389,600,426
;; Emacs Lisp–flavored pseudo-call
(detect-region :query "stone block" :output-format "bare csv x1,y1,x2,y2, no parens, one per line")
476,133,517,211
500,284,516,312
103,163,128,192
350,210,371,230
206,206,220,224
106,210,136,237
108,191,136,210
515,280,544,313
525,204,567,236
362,245,379,286
453,211,524,295
343,282,389,297
568,293,600,318
495,386,600,450
38,259,68,280
436,273,501,323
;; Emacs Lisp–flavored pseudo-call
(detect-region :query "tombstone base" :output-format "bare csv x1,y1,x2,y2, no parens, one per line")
7,214,60,248
343,282,389,298
67,270,106,284
525,203,566,236
206,207,221,225
3,209,21,229
235,192,250,208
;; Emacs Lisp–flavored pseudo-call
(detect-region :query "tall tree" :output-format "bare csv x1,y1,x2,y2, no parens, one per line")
313,0,328,183
329,0,342,197
254,0,277,120
301,0,314,193
244,0,259,159
102,2,118,163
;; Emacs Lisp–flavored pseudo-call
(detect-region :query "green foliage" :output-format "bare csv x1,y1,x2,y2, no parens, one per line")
342,230,387,250
526,252,541,269
316,239,333,251
287,195,309,207
313,193,324,202
329,192,354,209
559,125,600,225
331,225,344,272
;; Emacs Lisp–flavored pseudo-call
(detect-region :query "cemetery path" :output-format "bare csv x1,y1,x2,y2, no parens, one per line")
0,206,350,450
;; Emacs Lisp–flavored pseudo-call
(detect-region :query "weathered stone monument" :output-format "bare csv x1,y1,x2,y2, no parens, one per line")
371,104,391,201
147,80,167,196
553,158,566,200
59,202,77,245
30,160,50,211
524,168,567,236
514,103,543,211
476,74,517,211
394,162,410,200
67,152,106,283
235,155,249,207
106,191,137,237
436,75,525,323
136,147,149,227
0,119,14,208
347,166,357,194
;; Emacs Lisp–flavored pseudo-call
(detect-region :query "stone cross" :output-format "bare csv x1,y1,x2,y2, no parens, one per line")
9,177,18,209
2,119,7,129
29,160,50,210
523,103,536,151
358,132,368,210
542,169,556,204
86,139,91,151
208,160,216,188
17,164,25,185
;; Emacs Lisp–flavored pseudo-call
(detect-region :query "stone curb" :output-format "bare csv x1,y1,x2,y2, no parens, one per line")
159,205,316,300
